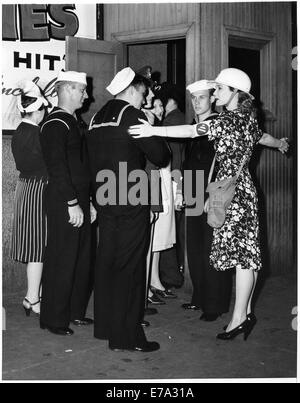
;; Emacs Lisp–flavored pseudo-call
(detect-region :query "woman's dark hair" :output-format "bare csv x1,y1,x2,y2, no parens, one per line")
228,86,256,115
20,94,37,109
151,96,165,122
209,88,215,97
20,93,46,118
208,88,217,111
151,96,163,111
237,91,256,115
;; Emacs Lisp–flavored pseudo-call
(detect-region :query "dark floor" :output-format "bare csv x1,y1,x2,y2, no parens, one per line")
2,275,298,381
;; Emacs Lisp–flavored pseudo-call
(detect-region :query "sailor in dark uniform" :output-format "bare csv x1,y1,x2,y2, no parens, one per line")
183,80,232,321
40,71,97,336
88,67,171,352
159,84,186,291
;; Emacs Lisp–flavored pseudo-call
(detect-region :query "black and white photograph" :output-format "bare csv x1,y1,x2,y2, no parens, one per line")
1,0,298,385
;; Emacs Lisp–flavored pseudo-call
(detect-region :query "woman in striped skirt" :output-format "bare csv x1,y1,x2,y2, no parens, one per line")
10,80,49,316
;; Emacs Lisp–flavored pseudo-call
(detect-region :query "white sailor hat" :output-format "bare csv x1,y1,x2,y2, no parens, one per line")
106,67,135,96
17,80,49,113
186,80,216,94
56,70,87,85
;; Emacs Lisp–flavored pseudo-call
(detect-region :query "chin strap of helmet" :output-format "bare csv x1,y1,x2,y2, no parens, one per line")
225,88,238,108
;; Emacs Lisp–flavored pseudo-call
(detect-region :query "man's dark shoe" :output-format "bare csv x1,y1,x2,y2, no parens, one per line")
148,294,166,305
182,303,201,311
200,313,220,322
144,307,158,316
151,286,177,299
131,341,160,352
109,341,160,353
40,323,74,336
141,320,150,327
72,318,94,326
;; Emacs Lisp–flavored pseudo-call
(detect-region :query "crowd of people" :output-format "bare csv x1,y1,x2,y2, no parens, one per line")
10,65,289,351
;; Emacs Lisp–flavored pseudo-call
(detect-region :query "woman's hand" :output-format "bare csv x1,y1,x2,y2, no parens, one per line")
174,193,184,211
278,138,289,154
129,121,196,139
259,133,290,154
68,204,84,227
90,202,97,224
128,119,154,138
141,109,155,125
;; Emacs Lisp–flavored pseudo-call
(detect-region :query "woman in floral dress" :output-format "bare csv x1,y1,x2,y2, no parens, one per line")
128,68,289,340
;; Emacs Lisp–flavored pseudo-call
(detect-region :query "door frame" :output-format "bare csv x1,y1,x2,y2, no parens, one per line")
221,25,276,119
111,23,198,123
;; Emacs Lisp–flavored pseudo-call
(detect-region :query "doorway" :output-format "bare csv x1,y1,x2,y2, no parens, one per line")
228,44,270,131
127,39,186,111
229,46,261,105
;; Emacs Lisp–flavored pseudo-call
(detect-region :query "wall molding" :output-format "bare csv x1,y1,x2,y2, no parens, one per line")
112,23,194,44
221,24,275,68
112,23,197,123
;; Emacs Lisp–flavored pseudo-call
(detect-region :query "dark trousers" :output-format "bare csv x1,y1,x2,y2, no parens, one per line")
41,187,92,328
186,212,232,314
160,210,185,287
94,208,150,349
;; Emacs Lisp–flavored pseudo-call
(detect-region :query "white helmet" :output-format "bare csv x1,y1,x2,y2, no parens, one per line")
215,68,254,98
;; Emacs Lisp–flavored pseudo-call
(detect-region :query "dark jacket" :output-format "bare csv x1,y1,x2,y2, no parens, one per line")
163,108,186,172
184,113,219,192
184,113,219,171
12,121,48,180
87,99,171,216
40,107,91,202
163,108,186,192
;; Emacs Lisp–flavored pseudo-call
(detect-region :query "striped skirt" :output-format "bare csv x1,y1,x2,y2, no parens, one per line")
10,177,47,263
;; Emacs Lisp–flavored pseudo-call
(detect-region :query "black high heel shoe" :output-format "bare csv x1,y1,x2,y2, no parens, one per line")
217,318,254,341
247,312,257,324
23,298,40,317
223,313,256,331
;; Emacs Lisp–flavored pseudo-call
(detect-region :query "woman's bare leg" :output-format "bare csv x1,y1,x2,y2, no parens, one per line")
150,252,165,291
25,262,43,313
247,270,258,315
226,268,255,332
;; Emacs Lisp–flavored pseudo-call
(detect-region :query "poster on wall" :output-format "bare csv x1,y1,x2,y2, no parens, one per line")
2,3,96,131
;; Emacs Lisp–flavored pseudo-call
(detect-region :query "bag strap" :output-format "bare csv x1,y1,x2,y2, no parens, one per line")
236,155,248,179
208,154,248,185
207,155,216,185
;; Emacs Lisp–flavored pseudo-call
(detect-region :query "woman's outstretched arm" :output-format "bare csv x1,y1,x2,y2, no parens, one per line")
259,133,289,154
128,119,211,139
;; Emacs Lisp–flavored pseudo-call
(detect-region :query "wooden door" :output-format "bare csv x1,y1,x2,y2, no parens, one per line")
65,36,124,125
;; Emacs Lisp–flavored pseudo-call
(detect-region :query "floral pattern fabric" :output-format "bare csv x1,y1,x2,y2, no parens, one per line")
207,110,263,272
